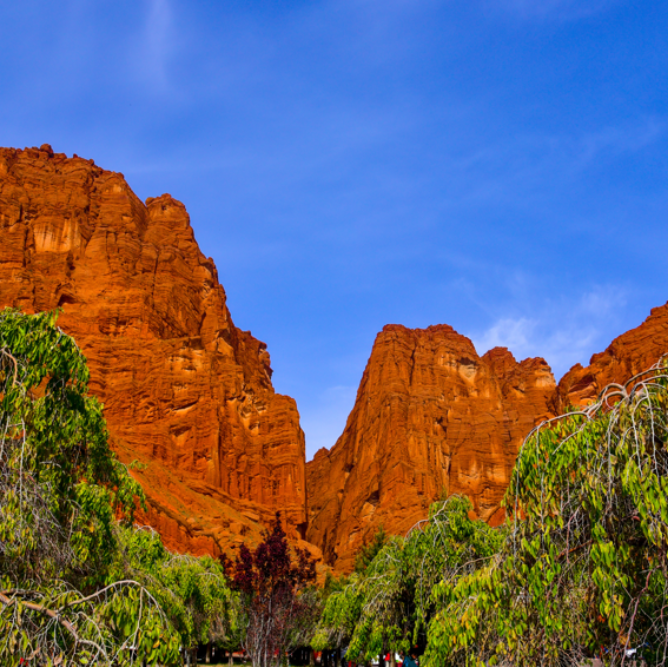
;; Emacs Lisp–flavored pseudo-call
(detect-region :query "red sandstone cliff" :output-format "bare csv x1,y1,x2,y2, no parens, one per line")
307,304,668,571
556,302,668,410
306,323,556,571
0,145,309,557
4,145,667,573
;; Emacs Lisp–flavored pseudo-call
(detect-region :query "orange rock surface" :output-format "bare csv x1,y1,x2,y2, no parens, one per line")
4,145,668,573
307,304,668,571
556,302,668,410
0,145,309,556
306,324,556,571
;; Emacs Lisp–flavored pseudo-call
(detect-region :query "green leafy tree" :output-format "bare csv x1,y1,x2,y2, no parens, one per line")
0,308,181,665
354,526,387,574
313,496,502,663
114,525,238,659
424,360,668,666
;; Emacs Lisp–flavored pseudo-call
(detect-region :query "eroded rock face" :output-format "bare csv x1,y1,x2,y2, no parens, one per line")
306,324,556,571
557,302,668,410
5,147,667,573
0,146,308,556
307,304,668,572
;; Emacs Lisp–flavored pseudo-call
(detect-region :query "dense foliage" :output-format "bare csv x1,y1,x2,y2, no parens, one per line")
7,307,668,667
0,309,233,666
114,526,237,659
353,525,387,574
424,361,668,666
316,360,668,667
313,496,502,662
226,513,318,667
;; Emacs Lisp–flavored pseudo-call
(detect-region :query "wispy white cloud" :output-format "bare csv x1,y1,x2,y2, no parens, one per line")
140,0,173,90
474,316,537,355
472,285,628,379
473,315,599,377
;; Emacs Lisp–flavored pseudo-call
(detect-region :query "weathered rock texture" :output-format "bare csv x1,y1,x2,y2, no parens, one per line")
556,302,668,410
0,145,309,556
307,305,668,571
306,324,556,571
4,146,668,574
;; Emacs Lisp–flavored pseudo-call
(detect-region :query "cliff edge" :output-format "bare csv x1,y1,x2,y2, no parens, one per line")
0,145,310,557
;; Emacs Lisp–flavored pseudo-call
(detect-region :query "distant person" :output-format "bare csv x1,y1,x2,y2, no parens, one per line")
401,651,417,667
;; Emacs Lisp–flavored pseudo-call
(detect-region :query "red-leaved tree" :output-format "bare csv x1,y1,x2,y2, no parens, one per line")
225,513,318,667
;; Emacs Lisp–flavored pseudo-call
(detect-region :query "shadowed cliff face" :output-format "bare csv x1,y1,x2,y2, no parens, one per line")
306,323,556,572
0,145,310,558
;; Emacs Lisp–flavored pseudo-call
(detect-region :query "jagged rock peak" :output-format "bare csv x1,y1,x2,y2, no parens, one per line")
557,300,668,409
306,322,555,571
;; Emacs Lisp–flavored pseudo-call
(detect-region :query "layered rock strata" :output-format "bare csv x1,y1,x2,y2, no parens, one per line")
306,324,556,571
0,145,308,556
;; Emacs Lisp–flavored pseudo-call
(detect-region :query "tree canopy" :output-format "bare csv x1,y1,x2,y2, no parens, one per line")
313,495,502,662
315,359,668,667
226,513,318,667
7,307,668,667
424,360,668,666
0,309,233,666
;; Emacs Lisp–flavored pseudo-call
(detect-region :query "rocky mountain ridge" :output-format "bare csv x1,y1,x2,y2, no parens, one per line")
305,323,556,570
2,145,667,572
306,305,668,570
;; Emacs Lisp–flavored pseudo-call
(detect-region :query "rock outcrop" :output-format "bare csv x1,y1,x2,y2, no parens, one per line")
0,145,309,557
556,302,668,410
307,304,668,571
4,145,668,574
306,324,556,571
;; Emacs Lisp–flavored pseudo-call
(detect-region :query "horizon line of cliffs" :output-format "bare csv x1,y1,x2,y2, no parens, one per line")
2,145,667,572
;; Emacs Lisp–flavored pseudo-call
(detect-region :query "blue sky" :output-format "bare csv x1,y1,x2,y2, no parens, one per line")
2,0,667,458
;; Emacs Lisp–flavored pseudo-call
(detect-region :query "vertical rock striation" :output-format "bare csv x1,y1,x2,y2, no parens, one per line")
307,303,668,571
0,146,308,556
306,323,556,571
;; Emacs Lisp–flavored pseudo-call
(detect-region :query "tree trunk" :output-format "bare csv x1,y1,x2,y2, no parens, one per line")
309,648,315,667
206,642,212,664
228,649,234,666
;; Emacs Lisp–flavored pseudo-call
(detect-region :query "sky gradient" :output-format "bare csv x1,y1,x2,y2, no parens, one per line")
2,0,667,458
